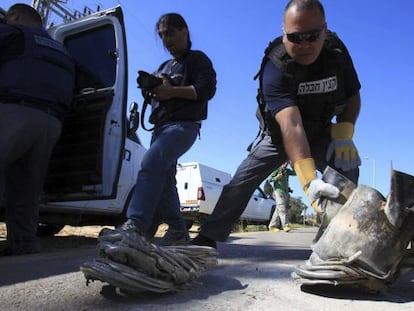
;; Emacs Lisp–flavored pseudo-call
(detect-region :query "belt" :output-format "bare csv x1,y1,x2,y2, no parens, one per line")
0,99,63,121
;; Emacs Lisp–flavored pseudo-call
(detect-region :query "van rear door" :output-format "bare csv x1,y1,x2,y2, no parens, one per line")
176,162,201,209
43,6,128,201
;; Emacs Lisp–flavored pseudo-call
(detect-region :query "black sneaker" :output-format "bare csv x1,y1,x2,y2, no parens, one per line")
99,219,143,241
118,219,143,234
156,229,190,246
190,234,217,249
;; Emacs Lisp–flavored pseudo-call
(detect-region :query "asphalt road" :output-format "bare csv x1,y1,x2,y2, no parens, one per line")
1,227,413,311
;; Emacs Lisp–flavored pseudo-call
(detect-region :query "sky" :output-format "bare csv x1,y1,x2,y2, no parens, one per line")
3,0,414,210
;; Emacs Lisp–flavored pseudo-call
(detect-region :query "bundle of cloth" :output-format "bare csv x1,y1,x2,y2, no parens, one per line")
81,228,217,293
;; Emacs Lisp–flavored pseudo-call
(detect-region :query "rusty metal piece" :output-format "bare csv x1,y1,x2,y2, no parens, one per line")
313,166,357,243
293,169,414,292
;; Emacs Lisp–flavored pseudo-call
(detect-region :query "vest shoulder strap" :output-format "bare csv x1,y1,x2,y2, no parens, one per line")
266,40,286,71
323,31,348,61
253,36,285,81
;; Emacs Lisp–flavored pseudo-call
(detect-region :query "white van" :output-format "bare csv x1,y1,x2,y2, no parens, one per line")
177,162,275,227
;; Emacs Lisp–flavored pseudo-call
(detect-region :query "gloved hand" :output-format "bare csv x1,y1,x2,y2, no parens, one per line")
294,158,340,213
326,122,361,171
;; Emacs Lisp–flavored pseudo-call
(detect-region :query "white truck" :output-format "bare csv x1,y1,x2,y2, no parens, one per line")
176,162,275,228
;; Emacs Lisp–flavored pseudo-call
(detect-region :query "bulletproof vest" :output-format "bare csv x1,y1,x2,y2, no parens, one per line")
0,25,75,109
255,32,347,144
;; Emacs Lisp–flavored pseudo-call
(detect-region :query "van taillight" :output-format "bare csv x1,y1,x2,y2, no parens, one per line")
197,187,205,200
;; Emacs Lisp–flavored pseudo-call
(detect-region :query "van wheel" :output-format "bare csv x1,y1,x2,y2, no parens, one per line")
37,223,65,237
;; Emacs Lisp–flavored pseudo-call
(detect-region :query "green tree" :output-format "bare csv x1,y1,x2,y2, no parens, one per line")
288,196,308,224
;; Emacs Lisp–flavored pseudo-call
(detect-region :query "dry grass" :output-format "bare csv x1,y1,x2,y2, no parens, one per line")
0,222,177,240
56,223,172,238
56,225,114,238
0,222,108,240
0,222,5,241
0,222,176,252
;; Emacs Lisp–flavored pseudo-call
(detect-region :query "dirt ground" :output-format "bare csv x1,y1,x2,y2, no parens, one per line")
0,222,194,252
0,223,108,241
0,223,172,239
0,222,199,246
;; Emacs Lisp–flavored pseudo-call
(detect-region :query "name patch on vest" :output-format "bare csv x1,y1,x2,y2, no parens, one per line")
34,35,68,55
297,76,337,95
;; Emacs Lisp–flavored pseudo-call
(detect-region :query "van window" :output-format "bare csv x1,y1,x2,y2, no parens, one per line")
64,24,117,90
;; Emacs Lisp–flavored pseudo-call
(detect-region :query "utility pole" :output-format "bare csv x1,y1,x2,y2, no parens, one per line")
31,0,98,25
363,156,376,188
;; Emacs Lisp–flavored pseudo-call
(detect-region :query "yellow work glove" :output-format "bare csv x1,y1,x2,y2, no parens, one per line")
326,122,361,172
294,158,340,213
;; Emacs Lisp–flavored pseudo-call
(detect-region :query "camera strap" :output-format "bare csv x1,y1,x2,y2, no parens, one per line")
139,60,170,131
140,53,191,131
140,93,155,131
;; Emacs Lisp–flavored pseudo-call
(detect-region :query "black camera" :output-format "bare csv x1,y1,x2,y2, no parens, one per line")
136,70,163,91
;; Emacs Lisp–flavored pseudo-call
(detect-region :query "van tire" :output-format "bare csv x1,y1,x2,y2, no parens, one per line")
37,223,65,237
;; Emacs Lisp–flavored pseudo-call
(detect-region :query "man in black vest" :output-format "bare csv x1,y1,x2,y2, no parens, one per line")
0,4,75,255
192,0,361,248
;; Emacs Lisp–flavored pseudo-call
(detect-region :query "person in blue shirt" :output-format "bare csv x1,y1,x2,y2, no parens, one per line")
191,0,361,249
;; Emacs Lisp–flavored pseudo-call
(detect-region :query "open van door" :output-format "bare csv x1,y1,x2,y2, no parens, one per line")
43,6,128,201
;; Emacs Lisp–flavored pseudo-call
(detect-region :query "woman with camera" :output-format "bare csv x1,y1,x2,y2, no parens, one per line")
120,13,216,246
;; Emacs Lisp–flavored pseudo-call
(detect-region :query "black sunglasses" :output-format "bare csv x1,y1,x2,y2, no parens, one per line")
285,27,324,44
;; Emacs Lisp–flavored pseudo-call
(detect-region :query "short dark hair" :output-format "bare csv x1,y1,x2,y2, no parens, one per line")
156,13,192,49
284,0,325,19
7,3,43,26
